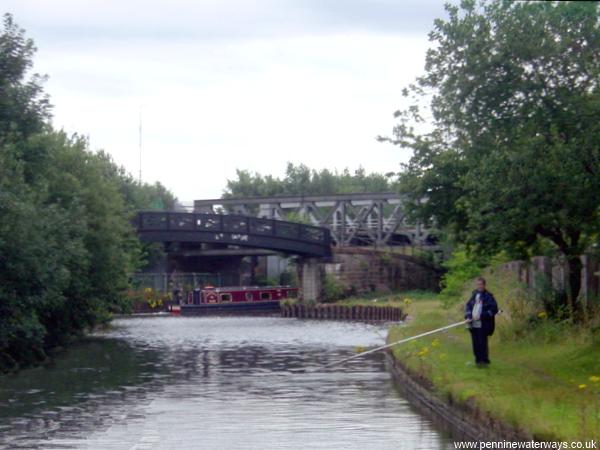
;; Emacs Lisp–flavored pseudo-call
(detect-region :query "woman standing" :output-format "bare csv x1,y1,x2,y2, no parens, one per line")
464,277,499,366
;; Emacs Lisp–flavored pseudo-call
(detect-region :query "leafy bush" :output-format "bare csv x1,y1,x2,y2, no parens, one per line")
254,275,279,287
322,274,347,303
128,289,171,312
279,271,297,287
473,264,586,344
532,272,570,320
439,249,486,302
285,212,312,225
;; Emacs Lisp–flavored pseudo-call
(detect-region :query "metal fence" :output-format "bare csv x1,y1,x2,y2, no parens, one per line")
131,272,240,292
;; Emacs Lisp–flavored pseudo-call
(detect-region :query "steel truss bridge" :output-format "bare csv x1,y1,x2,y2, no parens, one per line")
193,192,434,247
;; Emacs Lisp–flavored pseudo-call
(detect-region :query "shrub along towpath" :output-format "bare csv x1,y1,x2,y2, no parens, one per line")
374,286,600,442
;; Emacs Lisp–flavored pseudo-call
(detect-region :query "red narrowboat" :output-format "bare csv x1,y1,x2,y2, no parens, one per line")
174,285,298,315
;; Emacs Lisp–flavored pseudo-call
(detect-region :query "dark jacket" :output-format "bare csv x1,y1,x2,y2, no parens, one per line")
464,290,498,336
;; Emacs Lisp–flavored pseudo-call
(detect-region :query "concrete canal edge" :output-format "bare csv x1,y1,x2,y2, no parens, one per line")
385,352,531,443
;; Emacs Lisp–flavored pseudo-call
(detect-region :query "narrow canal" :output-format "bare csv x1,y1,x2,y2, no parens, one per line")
0,316,453,449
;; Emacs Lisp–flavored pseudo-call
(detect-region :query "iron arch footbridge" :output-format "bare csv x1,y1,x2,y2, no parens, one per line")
135,211,332,257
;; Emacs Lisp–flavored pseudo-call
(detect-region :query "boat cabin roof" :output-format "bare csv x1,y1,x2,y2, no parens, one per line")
202,285,296,292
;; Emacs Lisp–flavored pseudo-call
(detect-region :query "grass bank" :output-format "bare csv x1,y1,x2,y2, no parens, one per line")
347,281,600,441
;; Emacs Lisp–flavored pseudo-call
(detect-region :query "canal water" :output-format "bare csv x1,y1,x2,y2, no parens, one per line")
0,316,453,449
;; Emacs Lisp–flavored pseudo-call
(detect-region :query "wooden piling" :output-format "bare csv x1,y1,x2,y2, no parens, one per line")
280,303,402,322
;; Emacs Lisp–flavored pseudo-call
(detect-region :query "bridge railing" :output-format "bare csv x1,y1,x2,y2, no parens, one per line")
136,211,331,246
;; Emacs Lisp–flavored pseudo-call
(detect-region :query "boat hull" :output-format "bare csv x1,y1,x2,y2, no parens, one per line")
180,300,281,316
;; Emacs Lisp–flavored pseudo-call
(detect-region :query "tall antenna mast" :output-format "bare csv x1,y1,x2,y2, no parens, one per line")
138,106,143,184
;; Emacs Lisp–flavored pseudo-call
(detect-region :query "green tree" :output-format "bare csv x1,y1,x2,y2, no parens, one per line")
91,150,176,211
0,14,50,142
385,1,600,316
0,14,176,371
224,163,395,198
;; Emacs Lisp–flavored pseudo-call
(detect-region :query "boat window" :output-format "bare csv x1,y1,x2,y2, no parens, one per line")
288,290,298,298
260,292,271,300
245,292,253,301
220,293,232,302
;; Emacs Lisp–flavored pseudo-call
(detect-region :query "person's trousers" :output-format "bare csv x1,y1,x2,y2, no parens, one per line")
469,327,489,364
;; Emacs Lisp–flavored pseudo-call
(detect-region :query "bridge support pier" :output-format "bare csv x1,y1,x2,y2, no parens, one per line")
298,257,324,303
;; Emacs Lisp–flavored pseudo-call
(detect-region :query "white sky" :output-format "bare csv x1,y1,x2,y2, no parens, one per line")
3,0,446,202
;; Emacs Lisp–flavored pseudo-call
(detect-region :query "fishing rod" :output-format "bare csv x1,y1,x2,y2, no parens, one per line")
320,319,469,370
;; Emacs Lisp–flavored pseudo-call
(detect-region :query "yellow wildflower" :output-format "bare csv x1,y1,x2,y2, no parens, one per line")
431,339,441,348
578,384,587,390
537,311,547,319
417,347,430,357
589,376,600,383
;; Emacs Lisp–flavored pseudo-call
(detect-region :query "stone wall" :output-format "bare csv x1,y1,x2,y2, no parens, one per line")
324,247,444,296
499,254,600,301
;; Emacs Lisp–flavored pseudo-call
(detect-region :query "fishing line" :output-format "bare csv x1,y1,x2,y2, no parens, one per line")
317,319,469,370
319,309,504,371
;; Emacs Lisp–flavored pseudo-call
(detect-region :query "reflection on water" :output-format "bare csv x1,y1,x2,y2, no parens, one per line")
0,316,452,449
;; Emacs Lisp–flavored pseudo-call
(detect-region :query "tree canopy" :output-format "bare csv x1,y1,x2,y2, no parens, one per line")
386,0,600,315
224,163,396,198
0,14,176,372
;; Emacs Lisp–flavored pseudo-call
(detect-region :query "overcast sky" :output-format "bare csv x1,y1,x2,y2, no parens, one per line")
3,0,447,202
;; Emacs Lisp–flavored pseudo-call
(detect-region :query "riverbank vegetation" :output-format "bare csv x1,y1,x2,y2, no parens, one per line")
385,270,600,441
0,15,175,373
338,277,600,439
335,247,600,438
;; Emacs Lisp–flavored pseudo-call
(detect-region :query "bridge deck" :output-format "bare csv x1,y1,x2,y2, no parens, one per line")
194,192,401,207
135,211,332,257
